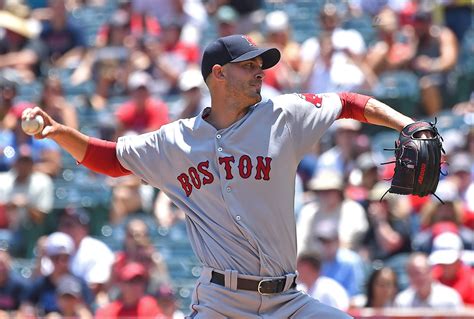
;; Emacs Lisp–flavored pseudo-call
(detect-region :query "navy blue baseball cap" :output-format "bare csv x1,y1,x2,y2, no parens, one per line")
201,34,281,81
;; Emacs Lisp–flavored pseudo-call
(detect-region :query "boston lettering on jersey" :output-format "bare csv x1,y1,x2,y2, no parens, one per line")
177,155,272,196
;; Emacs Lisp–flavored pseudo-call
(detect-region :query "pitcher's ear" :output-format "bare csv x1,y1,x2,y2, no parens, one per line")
211,64,225,80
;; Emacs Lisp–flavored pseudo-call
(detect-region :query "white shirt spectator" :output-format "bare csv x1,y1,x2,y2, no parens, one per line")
300,29,367,93
298,276,350,311
394,282,463,308
300,28,366,61
70,236,115,285
297,199,368,252
0,170,53,227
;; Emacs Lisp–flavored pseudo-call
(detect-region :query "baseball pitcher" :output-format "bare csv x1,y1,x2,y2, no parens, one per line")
23,35,441,318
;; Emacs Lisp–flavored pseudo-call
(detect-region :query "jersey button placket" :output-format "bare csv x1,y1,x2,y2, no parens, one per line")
226,186,231,193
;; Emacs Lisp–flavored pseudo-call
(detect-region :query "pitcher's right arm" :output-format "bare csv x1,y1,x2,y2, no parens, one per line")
23,107,130,177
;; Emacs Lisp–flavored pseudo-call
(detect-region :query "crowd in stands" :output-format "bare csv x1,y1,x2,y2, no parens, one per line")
0,0,472,317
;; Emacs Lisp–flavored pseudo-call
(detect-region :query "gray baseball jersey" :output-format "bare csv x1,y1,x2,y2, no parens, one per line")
116,92,342,277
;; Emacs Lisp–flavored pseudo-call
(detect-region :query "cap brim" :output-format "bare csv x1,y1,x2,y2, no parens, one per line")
230,47,281,70
429,251,459,265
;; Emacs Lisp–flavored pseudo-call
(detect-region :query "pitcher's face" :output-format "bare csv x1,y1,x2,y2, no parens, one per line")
224,57,265,106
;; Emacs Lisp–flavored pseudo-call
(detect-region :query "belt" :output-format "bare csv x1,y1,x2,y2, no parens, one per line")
210,271,296,295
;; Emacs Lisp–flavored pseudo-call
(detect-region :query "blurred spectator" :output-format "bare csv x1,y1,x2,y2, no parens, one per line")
73,9,134,110
408,8,458,115
394,252,463,308
215,5,238,38
0,144,53,257
57,207,115,298
296,250,350,311
301,30,370,93
159,19,199,66
153,191,186,228
360,182,412,263
133,0,207,44
173,68,208,120
95,2,160,49
0,78,33,130
96,262,163,318
429,232,474,305
114,71,169,138
36,75,78,129
296,142,320,192
107,173,155,225
32,234,51,278
446,152,473,207
0,10,44,82
366,8,415,76
262,11,300,92
300,3,369,93
0,79,61,177
346,151,380,204
460,131,474,227
364,266,398,308
297,170,368,252
145,20,200,96
0,100,62,176
316,119,366,179
301,218,365,298
0,249,26,312
206,0,264,35
412,181,474,253
38,0,87,69
453,93,474,115
154,284,185,319
0,78,20,131
111,218,170,292
420,181,465,229
20,232,93,316
53,274,94,319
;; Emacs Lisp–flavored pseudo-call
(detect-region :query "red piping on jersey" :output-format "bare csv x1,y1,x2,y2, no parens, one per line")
80,137,131,177
337,92,370,123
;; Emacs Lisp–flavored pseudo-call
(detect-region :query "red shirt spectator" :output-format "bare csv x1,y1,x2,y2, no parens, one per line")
115,71,169,136
116,98,169,132
160,21,200,65
96,295,162,318
430,232,474,305
95,262,163,318
168,41,200,65
110,218,170,292
432,262,474,305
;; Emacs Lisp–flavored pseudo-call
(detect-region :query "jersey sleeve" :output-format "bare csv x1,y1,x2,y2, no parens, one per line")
115,130,165,187
279,93,342,158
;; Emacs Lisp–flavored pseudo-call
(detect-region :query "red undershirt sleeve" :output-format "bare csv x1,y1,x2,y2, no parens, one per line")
337,92,371,123
79,137,131,177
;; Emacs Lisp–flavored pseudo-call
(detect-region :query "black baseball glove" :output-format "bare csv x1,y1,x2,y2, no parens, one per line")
383,120,445,200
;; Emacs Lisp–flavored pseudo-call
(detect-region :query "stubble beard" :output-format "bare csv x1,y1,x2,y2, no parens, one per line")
228,80,262,106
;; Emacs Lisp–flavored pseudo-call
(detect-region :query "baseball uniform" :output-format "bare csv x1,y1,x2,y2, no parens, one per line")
116,92,352,318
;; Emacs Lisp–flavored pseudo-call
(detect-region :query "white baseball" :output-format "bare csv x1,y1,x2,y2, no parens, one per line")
21,115,45,135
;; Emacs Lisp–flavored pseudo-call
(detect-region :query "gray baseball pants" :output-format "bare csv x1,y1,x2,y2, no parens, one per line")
186,267,353,319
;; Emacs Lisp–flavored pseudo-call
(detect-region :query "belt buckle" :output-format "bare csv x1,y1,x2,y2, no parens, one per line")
257,278,274,295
